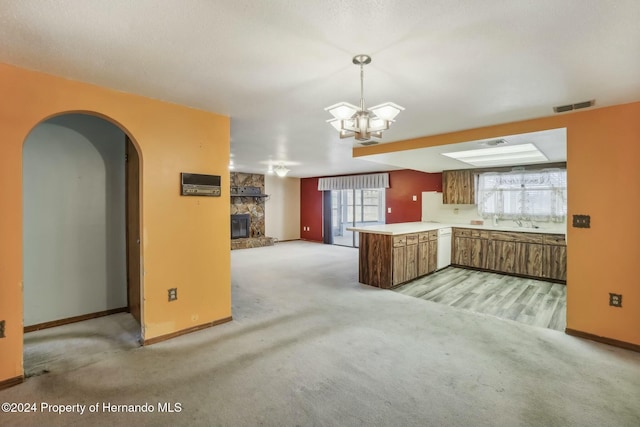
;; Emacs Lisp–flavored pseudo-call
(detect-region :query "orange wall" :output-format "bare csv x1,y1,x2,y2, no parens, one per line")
0,63,231,383
355,102,640,346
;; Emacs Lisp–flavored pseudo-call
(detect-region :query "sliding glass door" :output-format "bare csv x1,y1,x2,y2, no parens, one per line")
331,188,385,247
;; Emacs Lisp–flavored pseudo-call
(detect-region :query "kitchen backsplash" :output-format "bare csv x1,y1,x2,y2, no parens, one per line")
420,191,566,234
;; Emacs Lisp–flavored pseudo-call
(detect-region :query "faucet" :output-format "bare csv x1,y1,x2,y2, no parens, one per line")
515,218,523,227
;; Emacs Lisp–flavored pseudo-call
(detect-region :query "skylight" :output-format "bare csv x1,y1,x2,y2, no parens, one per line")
441,143,548,167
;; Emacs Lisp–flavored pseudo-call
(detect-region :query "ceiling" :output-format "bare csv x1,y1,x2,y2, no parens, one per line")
364,128,567,172
1,1,639,178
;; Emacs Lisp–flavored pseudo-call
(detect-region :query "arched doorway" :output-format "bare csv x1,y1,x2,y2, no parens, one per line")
22,112,142,376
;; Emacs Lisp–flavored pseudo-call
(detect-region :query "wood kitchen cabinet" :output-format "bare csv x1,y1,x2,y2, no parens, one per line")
404,234,419,283
452,228,565,283
392,246,406,286
392,235,408,286
418,231,438,276
516,242,544,277
359,231,438,289
428,237,438,274
469,230,490,269
491,231,544,276
453,228,472,266
542,234,567,281
443,169,475,204
392,234,419,287
453,228,489,269
490,240,517,274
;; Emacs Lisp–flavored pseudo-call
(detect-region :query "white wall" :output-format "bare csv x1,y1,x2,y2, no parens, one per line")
23,114,127,326
421,191,566,233
265,175,300,241
421,191,482,223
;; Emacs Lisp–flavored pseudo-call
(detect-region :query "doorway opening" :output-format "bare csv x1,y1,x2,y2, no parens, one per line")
22,113,142,377
330,188,386,247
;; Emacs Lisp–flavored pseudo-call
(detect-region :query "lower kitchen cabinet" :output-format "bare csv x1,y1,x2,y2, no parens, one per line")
405,241,418,282
491,240,517,274
384,234,422,286
453,236,471,265
542,235,567,281
418,242,429,276
358,227,566,288
469,230,489,269
428,239,438,273
516,242,544,277
358,231,439,289
452,227,566,283
453,228,488,269
392,246,406,286
418,231,438,276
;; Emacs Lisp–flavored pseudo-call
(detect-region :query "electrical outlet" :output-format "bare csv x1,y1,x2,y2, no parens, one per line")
387,207,392,214
573,214,590,228
609,293,622,307
0,320,5,338
168,288,178,302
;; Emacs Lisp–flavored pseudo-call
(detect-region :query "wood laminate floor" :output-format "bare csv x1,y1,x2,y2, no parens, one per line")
394,267,566,331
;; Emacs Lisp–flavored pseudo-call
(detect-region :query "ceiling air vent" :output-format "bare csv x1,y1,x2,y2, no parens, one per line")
480,139,507,147
553,99,595,113
360,140,378,146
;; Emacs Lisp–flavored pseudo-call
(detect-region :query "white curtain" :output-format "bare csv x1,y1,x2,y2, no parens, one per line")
317,173,389,191
477,169,567,222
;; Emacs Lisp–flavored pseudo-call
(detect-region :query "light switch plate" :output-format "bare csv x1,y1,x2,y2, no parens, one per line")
572,214,590,228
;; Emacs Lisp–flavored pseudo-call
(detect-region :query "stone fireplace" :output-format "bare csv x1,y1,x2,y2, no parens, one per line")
230,172,275,250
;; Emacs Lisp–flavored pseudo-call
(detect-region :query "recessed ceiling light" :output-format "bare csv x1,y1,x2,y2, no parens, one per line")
441,143,548,167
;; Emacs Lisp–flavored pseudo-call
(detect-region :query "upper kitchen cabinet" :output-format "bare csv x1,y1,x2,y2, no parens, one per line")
442,169,475,204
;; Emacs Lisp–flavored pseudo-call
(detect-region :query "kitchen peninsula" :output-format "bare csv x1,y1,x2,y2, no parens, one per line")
349,222,566,289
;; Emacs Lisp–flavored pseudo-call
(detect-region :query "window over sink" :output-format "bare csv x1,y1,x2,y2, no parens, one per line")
476,169,567,222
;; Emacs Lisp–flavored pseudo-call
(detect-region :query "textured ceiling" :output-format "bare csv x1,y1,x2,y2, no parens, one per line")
1,1,639,177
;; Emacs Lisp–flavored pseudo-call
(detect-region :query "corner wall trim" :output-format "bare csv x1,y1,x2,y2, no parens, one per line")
24,307,129,333
565,328,640,353
142,316,233,346
0,375,24,390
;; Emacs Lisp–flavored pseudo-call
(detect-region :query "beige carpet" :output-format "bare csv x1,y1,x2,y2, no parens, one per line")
23,312,141,378
2,241,639,427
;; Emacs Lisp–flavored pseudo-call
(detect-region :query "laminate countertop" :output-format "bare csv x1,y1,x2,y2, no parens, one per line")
346,221,565,236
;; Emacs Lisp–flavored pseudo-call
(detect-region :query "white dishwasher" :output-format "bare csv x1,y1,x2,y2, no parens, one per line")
436,227,452,270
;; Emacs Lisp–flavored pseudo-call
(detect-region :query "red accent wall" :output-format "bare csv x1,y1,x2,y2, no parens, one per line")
385,170,442,224
300,170,442,241
300,177,323,242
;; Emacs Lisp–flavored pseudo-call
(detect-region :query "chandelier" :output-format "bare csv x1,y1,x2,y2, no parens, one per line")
273,164,290,177
325,54,404,142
